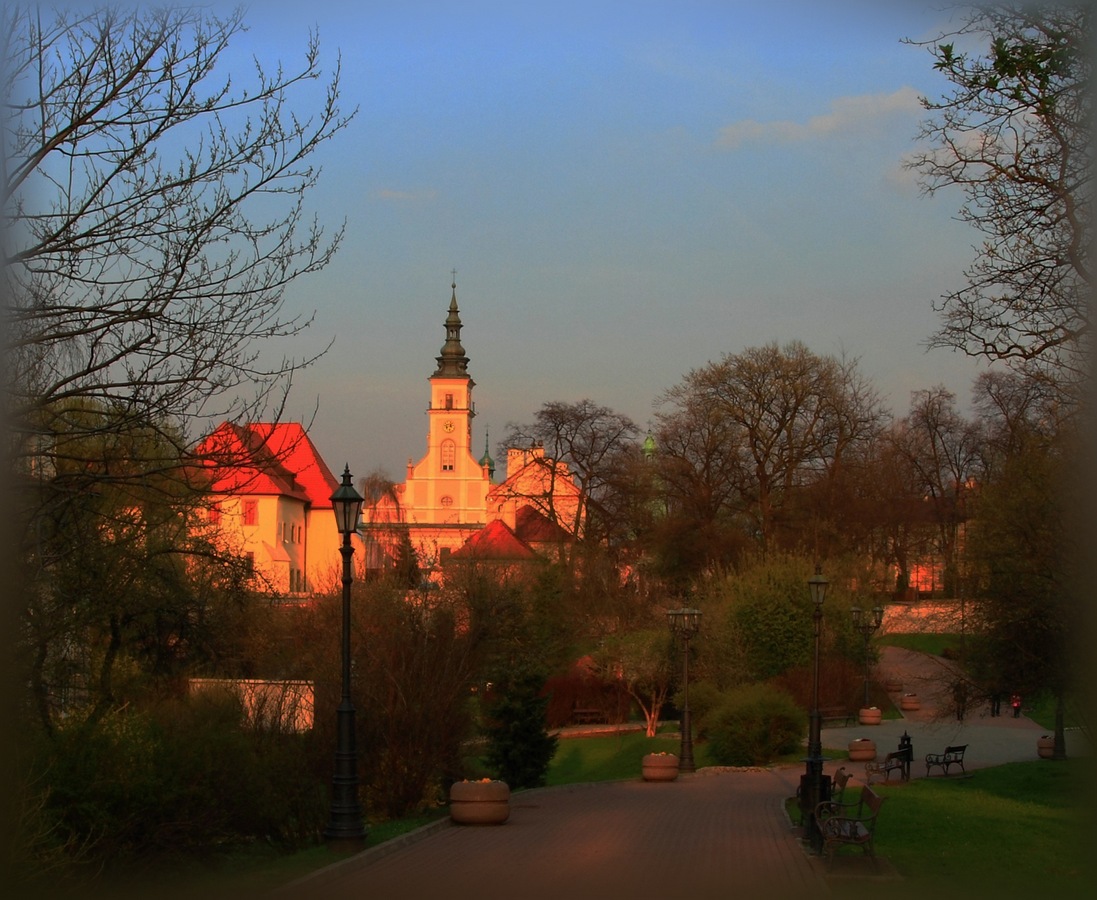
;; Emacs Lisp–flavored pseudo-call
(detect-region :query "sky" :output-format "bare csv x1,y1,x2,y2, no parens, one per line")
228,0,992,482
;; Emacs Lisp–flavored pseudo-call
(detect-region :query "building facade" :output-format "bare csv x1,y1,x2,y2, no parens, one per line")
196,421,351,595
364,281,582,572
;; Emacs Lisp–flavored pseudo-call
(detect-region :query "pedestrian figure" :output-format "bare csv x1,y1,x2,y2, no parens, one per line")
953,681,967,721
1010,693,1022,718
989,691,1002,717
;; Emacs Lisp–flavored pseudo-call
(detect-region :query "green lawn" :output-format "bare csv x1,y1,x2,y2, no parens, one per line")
879,631,961,658
545,727,715,784
820,759,1094,899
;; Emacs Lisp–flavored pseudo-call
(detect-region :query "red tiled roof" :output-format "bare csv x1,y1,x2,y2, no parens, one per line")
513,504,571,544
251,423,340,509
195,422,338,506
450,520,536,560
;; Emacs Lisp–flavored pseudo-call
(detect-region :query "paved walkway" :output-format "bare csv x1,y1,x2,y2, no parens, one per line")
279,646,1087,899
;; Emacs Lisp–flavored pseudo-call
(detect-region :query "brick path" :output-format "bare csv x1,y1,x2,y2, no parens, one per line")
281,645,1087,899
282,769,824,900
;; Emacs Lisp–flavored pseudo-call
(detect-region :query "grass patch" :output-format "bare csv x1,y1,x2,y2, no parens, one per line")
545,728,715,785
799,759,1094,899
879,632,960,658
141,810,451,896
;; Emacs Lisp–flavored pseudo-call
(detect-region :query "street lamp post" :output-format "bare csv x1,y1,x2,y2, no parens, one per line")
851,604,884,709
324,465,366,847
666,607,702,774
803,565,828,854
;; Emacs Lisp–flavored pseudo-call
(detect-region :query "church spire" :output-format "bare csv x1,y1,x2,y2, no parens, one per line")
479,426,495,478
433,275,470,378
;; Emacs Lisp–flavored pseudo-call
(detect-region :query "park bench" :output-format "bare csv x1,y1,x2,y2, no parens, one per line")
819,705,854,727
864,751,907,785
795,767,850,826
830,766,851,802
925,743,967,777
815,785,885,868
571,708,604,725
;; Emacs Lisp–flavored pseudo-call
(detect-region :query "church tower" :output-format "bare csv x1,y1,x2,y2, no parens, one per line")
427,280,476,472
364,279,493,568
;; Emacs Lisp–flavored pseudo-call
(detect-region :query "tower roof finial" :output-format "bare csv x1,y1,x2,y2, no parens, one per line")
434,275,469,378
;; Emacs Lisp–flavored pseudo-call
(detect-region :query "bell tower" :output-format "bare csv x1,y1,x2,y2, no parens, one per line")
428,278,475,459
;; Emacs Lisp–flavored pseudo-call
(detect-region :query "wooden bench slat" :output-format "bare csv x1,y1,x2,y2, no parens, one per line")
925,743,968,777
814,785,885,869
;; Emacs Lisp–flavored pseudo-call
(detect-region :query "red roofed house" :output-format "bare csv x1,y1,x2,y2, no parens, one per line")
196,421,353,596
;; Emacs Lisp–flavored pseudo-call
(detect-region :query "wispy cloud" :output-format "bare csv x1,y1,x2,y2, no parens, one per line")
715,86,922,149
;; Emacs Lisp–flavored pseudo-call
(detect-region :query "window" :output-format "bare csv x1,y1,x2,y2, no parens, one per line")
441,440,455,471
243,500,258,526
209,500,221,525
244,551,255,573
445,393,453,410
440,495,453,507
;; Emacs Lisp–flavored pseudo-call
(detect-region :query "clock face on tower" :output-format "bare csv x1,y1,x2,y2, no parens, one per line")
443,420,455,432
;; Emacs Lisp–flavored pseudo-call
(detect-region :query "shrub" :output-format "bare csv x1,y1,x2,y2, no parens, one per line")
675,680,723,739
707,683,805,766
483,664,558,790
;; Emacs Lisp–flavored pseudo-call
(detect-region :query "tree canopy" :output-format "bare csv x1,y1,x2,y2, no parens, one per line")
906,4,1090,395
4,5,354,487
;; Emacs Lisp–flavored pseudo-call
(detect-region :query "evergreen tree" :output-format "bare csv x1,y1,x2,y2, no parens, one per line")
483,663,558,790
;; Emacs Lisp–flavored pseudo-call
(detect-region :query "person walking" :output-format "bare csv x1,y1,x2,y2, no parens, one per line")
989,691,1002,717
1010,693,1022,718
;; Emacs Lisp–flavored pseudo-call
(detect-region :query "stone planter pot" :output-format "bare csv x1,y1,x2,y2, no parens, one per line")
900,693,921,711
858,707,882,725
1037,736,1056,759
642,753,679,782
449,780,510,824
848,739,877,762
885,679,903,693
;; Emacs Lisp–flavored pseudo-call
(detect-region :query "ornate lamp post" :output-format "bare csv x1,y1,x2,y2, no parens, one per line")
666,607,702,773
324,465,366,847
851,604,884,708
803,565,828,854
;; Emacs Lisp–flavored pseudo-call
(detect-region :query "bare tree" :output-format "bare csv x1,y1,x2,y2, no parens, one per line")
889,387,983,596
500,399,640,545
905,4,1090,395
661,342,885,556
3,5,354,485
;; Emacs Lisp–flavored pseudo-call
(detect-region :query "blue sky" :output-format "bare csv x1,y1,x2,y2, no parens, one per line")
232,0,990,480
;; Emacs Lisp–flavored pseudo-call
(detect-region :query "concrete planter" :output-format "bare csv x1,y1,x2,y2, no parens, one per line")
642,753,680,782
858,707,882,725
1037,736,1056,759
848,739,877,762
885,679,903,693
900,693,921,711
449,780,510,824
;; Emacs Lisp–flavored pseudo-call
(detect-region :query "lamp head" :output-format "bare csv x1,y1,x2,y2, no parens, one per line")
667,607,702,639
330,465,364,537
807,565,828,607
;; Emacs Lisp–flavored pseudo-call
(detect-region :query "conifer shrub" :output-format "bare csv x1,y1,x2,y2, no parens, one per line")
707,683,805,766
483,664,558,790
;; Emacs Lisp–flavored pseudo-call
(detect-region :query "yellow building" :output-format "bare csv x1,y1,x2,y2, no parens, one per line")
364,281,583,572
197,422,353,595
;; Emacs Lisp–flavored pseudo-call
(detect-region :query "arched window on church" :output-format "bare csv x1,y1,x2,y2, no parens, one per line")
441,440,455,471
